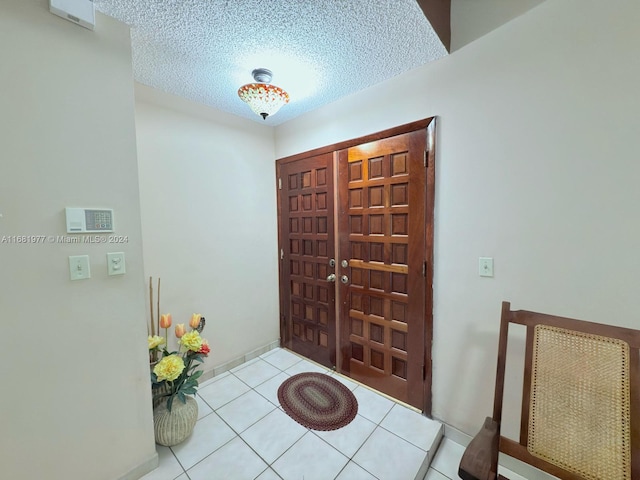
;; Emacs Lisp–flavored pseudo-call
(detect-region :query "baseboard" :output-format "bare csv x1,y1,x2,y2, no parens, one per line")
497,454,558,480
117,452,158,480
199,339,280,383
438,420,558,480
442,422,472,447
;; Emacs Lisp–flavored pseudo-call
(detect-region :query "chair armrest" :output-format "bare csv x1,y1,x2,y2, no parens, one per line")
458,417,499,480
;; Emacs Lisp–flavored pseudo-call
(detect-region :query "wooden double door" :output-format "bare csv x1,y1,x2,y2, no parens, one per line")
277,120,435,413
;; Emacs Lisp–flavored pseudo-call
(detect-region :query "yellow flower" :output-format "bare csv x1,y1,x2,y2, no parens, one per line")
153,354,185,382
180,330,203,352
147,335,165,350
189,313,202,329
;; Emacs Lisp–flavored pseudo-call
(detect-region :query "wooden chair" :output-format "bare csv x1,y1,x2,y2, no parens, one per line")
459,301,640,480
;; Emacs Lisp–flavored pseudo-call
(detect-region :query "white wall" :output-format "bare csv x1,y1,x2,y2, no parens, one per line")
0,1,155,479
450,0,546,51
135,85,280,371
276,0,640,435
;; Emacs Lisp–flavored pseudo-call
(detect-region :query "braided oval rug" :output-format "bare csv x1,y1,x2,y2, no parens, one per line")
277,372,358,431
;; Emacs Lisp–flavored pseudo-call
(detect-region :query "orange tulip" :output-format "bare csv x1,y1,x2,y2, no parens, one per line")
189,313,202,329
174,323,186,338
159,313,172,329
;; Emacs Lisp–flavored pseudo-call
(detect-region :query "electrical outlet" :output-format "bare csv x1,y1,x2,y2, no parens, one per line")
107,252,126,276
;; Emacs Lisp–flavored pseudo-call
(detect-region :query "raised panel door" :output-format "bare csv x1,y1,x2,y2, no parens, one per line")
277,120,435,413
278,153,336,368
337,130,427,409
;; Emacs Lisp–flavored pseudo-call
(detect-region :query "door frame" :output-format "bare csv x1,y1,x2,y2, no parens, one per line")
276,117,436,415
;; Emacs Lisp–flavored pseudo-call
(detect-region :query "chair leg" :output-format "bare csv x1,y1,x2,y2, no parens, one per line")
458,417,499,480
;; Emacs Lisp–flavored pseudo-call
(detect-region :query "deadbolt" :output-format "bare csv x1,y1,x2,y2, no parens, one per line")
341,259,349,268
329,258,336,267
340,275,349,284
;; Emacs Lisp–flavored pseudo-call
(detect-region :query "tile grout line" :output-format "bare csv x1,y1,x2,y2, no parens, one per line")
265,430,312,476
185,357,301,477
312,423,381,479
174,425,238,476
184,369,281,476
219,355,335,477
158,350,441,480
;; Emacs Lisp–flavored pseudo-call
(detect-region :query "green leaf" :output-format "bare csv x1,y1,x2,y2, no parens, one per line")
177,391,186,404
181,387,197,395
183,379,197,389
190,370,203,381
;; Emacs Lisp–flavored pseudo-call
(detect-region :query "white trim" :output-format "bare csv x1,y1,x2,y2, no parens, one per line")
198,339,281,383
117,452,158,480
437,420,558,480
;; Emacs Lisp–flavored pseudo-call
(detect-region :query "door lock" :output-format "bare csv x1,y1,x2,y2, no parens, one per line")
340,275,349,284
329,258,336,267
327,274,336,282
341,259,349,268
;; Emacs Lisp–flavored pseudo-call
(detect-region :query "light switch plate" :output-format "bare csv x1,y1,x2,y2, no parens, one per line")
69,255,91,280
107,252,126,276
479,257,494,277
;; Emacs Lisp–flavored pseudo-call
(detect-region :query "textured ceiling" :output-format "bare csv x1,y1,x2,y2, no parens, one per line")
94,0,448,125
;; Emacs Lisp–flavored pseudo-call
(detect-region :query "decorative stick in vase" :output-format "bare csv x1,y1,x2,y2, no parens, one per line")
149,276,155,337
157,277,161,339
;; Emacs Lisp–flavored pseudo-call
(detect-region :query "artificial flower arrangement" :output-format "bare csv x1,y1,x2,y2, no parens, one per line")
148,312,210,412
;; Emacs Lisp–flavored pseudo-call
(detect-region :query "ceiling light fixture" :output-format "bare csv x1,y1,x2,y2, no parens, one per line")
238,68,289,120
